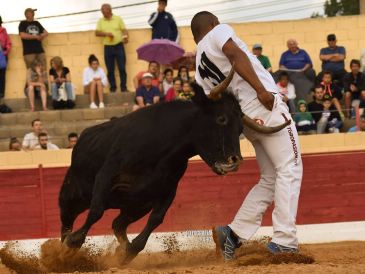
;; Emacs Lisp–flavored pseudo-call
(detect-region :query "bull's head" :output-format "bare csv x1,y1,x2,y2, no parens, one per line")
190,66,290,175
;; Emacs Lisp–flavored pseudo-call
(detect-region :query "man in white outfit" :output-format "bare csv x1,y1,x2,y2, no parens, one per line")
191,11,303,260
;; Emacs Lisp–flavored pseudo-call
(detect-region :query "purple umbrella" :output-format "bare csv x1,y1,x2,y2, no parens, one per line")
136,39,185,65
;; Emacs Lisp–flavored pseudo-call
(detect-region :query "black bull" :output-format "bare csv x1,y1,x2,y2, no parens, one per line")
59,80,289,264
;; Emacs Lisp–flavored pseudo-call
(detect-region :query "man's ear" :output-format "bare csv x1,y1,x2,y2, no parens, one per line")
190,81,209,106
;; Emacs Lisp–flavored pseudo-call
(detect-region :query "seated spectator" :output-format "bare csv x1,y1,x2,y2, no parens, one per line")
320,94,343,133
177,65,191,82
49,56,75,109
320,71,344,119
133,72,160,111
319,34,346,86
34,132,59,150
279,39,315,82
307,86,325,132
294,100,316,135
22,119,43,150
133,61,160,89
343,59,365,118
252,43,272,72
178,81,194,101
161,68,174,96
67,132,78,149
165,78,182,102
348,114,365,132
276,71,296,113
83,54,107,109
25,60,48,111
9,137,21,151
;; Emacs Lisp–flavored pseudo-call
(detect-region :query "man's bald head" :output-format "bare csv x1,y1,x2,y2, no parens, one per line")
191,11,219,44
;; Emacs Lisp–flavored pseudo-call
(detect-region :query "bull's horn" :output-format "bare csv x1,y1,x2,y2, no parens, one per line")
242,114,291,134
208,63,235,100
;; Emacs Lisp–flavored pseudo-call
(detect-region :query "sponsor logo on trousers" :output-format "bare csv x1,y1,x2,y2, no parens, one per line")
287,126,299,165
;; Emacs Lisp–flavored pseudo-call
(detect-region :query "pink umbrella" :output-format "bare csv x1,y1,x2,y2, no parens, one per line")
136,39,185,65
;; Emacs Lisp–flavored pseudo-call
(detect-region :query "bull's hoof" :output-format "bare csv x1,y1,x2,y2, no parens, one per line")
61,230,72,243
59,240,79,262
64,231,86,249
115,241,131,265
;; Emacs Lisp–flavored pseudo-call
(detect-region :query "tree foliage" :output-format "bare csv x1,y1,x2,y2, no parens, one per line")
324,0,359,16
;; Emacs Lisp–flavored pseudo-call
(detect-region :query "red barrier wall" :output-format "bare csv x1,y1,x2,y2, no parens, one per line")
0,151,365,241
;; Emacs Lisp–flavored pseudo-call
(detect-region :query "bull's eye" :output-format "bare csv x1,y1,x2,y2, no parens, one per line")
216,115,228,126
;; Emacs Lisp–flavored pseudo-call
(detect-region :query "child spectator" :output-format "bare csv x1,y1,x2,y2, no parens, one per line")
9,137,21,151
67,132,78,149
49,56,75,109
178,81,194,101
177,66,191,82
165,78,182,102
22,119,43,150
276,71,296,113
294,100,316,135
320,71,344,119
321,94,343,133
83,54,107,109
133,72,160,111
25,60,48,111
161,68,174,96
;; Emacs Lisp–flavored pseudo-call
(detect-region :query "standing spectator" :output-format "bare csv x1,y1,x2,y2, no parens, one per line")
178,81,195,101
49,56,75,109
177,65,191,82
67,132,78,149
348,114,365,132
34,132,59,150
9,137,22,151
319,34,346,86
0,15,11,100
133,61,160,89
161,68,174,95
96,3,128,92
308,85,325,133
294,100,316,135
148,0,178,42
276,71,296,113
321,94,343,133
18,8,48,69
25,60,48,111
343,59,365,118
252,43,272,72
22,119,43,150
132,72,160,111
83,54,107,109
165,78,182,102
320,71,344,119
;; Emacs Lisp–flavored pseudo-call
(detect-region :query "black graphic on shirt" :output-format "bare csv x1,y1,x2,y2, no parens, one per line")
198,52,225,86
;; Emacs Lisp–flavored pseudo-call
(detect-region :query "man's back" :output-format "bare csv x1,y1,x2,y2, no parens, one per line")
148,11,177,41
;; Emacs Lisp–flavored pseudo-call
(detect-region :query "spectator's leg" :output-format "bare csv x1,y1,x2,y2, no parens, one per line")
132,105,140,111
288,99,296,114
104,46,116,92
0,68,5,99
116,43,127,91
303,68,316,84
37,53,47,71
51,83,58,101
40,86,48,111
64,82,74,101
96,80,104,103
23,54,36,69
317,117,328,134
345,91,352,117
332,98,344,117
27,86,35,112
89,81,97,104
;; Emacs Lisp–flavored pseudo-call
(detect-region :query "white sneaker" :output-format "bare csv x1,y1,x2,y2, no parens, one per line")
99,102,105,108
90,102,98,109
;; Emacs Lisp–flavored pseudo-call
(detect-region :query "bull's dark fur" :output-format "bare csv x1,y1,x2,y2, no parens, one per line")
59,83,243,264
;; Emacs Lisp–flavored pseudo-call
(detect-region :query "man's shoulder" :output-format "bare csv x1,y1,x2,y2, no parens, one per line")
348,126,357,132
24,132,35,139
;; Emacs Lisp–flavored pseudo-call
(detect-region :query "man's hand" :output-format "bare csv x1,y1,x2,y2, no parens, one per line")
257,91,274,111
350,84,357,92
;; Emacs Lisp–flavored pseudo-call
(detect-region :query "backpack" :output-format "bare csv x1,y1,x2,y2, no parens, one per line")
0,104,12,113
0,46,6,69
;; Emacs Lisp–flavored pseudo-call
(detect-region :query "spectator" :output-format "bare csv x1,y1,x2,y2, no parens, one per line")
49,56,75,109
9,137,21,151
320,94,343,133
96,4,128,92
22,119,43,150
0,15,12,100
67,132,78,149
252,43,272,72
178,81,195,101
344,59,365,118
25,60,48,111
161,68,174,96
320,71,344,119
18,8,48,69
308,85,325,128
165,78,182,102
148,0,178,42
276,71,296,113
279,39,315,82
177,65,191,82
319,34,346,86
34,132,59,150
83,54,107,109
294,100,316,135
133,72,160,111
133,61,160,89
348,114,365,132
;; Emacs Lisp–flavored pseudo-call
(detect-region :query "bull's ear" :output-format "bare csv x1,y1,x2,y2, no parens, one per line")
190,81,209,106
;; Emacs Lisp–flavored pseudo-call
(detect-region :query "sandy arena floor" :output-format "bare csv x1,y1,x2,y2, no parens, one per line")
0,240,365,274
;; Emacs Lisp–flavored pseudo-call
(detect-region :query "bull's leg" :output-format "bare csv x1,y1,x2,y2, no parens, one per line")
60,203,87,242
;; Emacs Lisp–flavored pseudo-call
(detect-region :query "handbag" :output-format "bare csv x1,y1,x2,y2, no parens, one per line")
0,46,6,69
57,83,68,101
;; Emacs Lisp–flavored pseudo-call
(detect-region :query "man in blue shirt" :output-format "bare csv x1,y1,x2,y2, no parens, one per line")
348,114,365,132
148,0,178,42
319,34,346,86
133,72,161,111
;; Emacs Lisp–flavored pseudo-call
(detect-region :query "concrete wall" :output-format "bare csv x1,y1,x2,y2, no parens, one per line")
4,15,365,99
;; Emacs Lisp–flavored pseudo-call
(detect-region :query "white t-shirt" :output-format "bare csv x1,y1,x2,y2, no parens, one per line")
277,82,296,100
195,24,278,110
34,143,60,150
22,132,39,149
83,67,108,87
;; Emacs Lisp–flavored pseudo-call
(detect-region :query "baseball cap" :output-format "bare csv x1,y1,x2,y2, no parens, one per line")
142,72,153,78
253,43,262,50
24,8,37,15
327,34,336,41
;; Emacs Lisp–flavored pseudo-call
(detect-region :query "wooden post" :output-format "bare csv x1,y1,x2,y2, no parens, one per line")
38,164,47,237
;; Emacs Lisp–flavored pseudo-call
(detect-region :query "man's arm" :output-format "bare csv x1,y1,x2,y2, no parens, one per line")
302,63,311,71
136,96,145,107
222,38,274,110
153,96,160,104
19,32,38,40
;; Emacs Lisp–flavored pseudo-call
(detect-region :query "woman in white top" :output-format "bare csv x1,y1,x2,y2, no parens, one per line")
83,54,108,109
